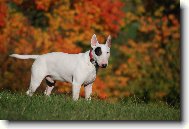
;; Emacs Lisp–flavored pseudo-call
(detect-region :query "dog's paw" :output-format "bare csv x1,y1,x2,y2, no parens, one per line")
26,90,33,96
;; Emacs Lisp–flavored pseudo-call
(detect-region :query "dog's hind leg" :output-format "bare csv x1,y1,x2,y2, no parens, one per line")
44,76,55,96
26,73,45,96
26,77,44,96
26,60,47,96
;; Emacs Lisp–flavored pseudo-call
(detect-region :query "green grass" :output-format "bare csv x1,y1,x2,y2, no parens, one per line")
0,91,180,120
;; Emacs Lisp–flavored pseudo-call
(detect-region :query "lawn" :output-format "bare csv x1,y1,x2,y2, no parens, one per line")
0,91,180,120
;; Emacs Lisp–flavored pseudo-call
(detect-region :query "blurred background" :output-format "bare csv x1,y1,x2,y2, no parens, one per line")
0,0,180,106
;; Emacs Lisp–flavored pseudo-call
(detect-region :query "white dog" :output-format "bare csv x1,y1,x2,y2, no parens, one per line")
10,34,111,101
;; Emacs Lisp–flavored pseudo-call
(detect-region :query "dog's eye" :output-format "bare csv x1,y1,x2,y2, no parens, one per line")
107,52,110,54
95,47,102,56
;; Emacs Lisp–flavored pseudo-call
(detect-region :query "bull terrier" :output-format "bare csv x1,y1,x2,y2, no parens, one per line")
10,34,111,101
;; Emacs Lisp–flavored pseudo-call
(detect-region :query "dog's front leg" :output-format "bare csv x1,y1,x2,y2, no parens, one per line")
72,82,82,101
84,83,93,101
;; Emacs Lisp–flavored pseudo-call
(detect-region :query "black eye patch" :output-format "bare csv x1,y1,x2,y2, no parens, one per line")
94,47,102,56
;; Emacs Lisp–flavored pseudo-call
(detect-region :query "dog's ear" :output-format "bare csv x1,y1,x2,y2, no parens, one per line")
106,35,111,48
91,34,98,48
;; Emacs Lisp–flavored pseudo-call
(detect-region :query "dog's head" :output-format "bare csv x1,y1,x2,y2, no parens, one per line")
90,34,111,68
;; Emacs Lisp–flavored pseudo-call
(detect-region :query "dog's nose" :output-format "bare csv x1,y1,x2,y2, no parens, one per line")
101,64,107,68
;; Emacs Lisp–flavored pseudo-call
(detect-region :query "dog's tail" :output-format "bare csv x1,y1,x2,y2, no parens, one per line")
9,54,39,60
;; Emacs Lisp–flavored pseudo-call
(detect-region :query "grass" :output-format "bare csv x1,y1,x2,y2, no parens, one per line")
0,91,180,120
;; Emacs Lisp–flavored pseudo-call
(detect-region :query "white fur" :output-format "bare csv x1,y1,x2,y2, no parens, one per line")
10,34,111,101
10,54,39,59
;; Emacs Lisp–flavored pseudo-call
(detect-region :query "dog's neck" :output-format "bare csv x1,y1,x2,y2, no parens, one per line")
88,49,99,70
89,49,94,62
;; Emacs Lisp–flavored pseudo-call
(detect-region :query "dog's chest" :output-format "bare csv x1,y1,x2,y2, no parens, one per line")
83,66,97,86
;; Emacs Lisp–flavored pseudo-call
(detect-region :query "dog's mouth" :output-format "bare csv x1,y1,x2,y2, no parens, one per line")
100,64,107,68
93,61,107,68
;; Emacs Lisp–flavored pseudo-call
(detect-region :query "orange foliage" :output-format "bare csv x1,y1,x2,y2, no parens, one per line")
0,0,7,27
74,0,125,39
